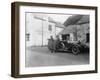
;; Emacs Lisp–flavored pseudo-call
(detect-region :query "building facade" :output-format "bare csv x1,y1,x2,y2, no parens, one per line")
58,15,90,45
26,13,63,47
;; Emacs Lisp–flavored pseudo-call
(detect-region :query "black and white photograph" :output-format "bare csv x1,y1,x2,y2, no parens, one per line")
25,13,90,67
11,2,97,78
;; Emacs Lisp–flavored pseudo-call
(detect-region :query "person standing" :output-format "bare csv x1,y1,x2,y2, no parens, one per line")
48,36,55,53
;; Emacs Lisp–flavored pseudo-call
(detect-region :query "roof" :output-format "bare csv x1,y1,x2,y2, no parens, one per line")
48,17,65,28
55,22,65,28
58,25,77,35
48,17,56,23
76,15,89,24
63,15,89,26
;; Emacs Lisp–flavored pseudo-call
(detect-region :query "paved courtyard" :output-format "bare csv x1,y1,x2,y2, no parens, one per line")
25,46,89,67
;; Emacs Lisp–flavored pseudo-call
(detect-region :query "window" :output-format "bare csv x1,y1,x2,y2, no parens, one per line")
62,34,70,41
26,33,30,41
48,24,52,31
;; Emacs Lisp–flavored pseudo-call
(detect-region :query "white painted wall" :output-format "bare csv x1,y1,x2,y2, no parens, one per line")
26,13,60,47
26,13,43,47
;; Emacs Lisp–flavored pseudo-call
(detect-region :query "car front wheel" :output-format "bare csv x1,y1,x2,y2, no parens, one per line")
72,45,80,55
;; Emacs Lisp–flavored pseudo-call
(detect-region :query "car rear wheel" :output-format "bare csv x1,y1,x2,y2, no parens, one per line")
72,45,80,55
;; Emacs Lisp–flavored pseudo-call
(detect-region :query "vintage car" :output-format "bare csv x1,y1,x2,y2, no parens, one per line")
48,39,89,55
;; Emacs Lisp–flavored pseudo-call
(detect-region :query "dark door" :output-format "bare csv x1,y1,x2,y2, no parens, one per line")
62,34,70,41
86,33,89,43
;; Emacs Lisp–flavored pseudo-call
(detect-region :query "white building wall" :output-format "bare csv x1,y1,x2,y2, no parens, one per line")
26,13,43,47
43,22,56,45
26,13,60,47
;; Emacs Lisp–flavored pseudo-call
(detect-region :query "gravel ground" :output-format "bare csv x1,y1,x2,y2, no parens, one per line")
25,46,89,67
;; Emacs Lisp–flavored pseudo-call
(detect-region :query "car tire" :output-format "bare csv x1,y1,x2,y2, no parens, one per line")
72,45,80,55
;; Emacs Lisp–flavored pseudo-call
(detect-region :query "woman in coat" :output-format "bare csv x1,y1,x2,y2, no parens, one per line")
48,36,55,53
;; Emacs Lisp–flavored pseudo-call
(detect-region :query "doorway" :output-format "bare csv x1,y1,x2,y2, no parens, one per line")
62,34,70,41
